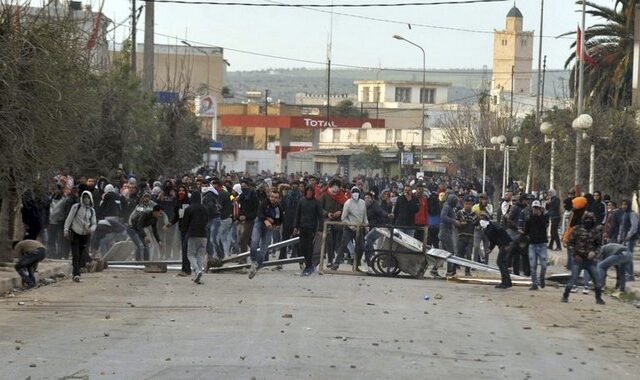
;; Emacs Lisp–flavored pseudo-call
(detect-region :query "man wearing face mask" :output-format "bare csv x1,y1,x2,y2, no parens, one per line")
331,187,368,271
562,212,605,304
320,179,346,268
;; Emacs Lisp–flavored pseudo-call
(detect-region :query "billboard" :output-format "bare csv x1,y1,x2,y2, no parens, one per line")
196,95,217,117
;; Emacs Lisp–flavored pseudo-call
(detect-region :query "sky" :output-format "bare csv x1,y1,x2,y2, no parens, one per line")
82,0,615,71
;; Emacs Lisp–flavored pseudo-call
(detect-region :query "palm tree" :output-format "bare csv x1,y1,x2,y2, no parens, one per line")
563,1,637,108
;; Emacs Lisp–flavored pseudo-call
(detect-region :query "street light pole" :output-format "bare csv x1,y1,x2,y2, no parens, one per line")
393,34,426,168
575,0,587,192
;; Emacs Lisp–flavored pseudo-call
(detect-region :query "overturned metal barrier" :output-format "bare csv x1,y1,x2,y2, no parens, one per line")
208,257,304,272
374,228,528,280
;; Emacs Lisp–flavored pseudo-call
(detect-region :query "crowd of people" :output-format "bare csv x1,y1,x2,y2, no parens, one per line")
11,168,637,303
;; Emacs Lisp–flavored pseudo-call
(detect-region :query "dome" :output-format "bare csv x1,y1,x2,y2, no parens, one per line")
507,6,523,18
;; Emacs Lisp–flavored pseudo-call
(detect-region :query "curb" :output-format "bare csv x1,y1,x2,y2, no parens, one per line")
0,262,72,295
547,250,640,297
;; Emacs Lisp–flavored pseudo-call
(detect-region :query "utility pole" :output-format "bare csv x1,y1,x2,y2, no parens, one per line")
264,89,269,150
541,56,547,113
142,0,154,92
534,0,544,130
131,0,137,74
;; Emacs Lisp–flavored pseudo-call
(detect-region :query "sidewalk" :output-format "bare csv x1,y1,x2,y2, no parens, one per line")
0,260,72,295
547,249,640,297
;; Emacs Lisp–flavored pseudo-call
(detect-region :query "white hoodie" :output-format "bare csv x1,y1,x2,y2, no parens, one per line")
64,191,97,236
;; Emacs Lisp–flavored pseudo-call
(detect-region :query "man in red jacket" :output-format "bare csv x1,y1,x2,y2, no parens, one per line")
414,183,429,243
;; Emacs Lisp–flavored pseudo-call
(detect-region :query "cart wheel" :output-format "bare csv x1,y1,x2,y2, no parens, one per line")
371,253,401,276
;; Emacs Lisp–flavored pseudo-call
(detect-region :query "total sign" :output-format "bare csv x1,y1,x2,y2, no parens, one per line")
291,116,384,129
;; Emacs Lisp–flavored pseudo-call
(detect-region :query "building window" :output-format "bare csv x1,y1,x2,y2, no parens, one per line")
521,39,526,46
394,87,411,103
373,87,381,102
420,88,436,104
386,129,393,143
358,129,367,143
502,39,507,46
332,129,341,143
362,86,370,102
394,129,402,142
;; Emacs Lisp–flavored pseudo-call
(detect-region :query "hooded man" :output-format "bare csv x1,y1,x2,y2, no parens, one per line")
546,189,562,251
293,185,324,276
439,194,459,260
98,184,123,220
331,187,368,271
617,199,638,281
64,191,97,282
279,181,302,261
213,179,233,260
363,191,392,268
562,212,605,304
13,240,47,289
479,214,513,289
169,185,192,276
21,191,42,241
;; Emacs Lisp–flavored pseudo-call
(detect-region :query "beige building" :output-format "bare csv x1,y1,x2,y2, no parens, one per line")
133,43,228,100
492,6,534,94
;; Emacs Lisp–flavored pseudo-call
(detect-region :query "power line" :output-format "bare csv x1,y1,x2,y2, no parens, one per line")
261,0,573,40
139,28,569,75
142,0,509,7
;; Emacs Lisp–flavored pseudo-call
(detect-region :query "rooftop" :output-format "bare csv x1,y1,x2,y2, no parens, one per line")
354,80,452,87
507,6,523,18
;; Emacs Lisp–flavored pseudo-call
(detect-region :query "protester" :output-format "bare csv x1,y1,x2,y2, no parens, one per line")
562,212,605,304
598,243,633,293
479,214,512,289
293,185,324,276
13,240,47,289
524,200,549,290
182,192,208,284
249,191,283,279
332,187,368,271
63,191,97,282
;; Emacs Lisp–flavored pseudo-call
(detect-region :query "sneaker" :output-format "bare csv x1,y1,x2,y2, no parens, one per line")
73,275,80,283
596,298,606,305
582,287,589,295
561,295,569,303
330,263,339,271
529,285,539,291
194,271,203,284
570,286,578,293
306,266,315,276
248,262,257,279
540,279,546,289
177,271,190,277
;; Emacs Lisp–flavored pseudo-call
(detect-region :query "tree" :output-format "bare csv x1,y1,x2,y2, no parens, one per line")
563,1,637,108
351,145,383,176
333,99,368,118
0,4,98,261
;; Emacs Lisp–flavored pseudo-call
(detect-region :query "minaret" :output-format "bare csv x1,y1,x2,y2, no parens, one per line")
492,5,534,94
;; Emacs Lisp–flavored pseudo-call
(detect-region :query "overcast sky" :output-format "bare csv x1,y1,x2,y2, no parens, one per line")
88,0,614,71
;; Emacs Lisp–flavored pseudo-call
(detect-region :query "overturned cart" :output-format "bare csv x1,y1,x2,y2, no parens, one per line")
369,228,526,280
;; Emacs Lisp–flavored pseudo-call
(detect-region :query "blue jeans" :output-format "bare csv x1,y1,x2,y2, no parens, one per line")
597,250,633,291
217,218,233,258
206,217,221,258
563,258,602,299
364,228,383,265
625,238,636,278
528,243,547,287
250,221,274,267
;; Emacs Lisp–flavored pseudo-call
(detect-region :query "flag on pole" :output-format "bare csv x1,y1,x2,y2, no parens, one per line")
577,26,598,67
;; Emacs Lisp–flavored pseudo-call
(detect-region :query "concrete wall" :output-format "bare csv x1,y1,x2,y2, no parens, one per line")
220,150,278,174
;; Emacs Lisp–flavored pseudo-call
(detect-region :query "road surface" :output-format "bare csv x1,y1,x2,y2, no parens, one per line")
1,268,638,379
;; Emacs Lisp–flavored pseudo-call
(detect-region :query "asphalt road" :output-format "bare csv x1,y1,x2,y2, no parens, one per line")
1,268,638,380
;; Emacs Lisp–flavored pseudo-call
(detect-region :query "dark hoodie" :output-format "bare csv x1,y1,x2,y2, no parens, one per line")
393,194,419,228
294,186,324,231
439,194,458,232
